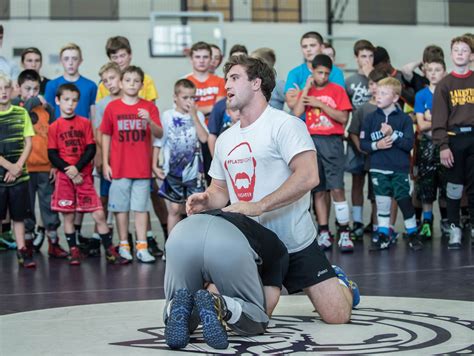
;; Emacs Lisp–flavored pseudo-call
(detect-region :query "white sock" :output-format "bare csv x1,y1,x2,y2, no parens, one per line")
222,296,242,324
334,201,350,225
146,230,154,238
352,206,363,224
92,232,101,240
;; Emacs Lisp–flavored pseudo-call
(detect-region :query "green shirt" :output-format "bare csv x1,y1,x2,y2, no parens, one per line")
0,105,35,186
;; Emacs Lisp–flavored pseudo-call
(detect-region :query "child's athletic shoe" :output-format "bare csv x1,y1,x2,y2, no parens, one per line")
84,238,101,257
17,246,36,268
105,245,129,265
317,230,333,250
165,288,194,349
118,245,133,261
0,231,17,250
332,265,360,308
136,248,156,263
194,290,229,349
48,239,68,259
370,233,390,251
350,222,364,241
147,236,164,257
419,220,432,241
448,225,462,250
69,246,82,266
33,229,46,252
407,232,423,251
338,230,354,253
440,219,450,238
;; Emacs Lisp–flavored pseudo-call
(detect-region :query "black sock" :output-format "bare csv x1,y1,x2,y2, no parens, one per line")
439,207,447,220
74,224,82,234
161,223,169,240
415,207,422,222
319,224,329,232
2,222,11,233
65,232,77,248
99,233,112,249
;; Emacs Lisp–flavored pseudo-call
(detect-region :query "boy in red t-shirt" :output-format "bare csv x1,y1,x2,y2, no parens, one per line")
48,83,127,265
101,66,163,263
294,54,354,253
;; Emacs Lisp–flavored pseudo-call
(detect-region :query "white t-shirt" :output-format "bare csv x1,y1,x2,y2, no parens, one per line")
153,109,207,182
209,105,317,253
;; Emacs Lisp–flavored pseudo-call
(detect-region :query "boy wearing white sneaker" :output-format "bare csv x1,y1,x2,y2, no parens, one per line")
101,66,163,263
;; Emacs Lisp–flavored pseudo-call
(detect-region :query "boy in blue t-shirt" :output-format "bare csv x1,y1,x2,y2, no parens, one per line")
44,43,97,120
413,57,447,240
360,77,421,251
284,31,344,116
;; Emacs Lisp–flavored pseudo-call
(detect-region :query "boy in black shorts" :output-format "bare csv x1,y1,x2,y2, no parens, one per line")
0,73,36,267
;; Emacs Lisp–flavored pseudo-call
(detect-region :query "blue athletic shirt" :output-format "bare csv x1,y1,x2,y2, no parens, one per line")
414,87,433,114
44,75,98,120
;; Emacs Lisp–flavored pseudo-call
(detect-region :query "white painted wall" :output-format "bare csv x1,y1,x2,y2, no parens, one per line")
2,20,470,109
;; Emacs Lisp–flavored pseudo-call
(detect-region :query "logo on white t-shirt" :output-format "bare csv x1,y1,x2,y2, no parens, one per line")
224,142,257,202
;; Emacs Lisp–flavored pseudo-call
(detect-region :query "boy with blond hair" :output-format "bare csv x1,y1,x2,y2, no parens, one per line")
101,66,163,263
0,73,35,267
360,77,421,251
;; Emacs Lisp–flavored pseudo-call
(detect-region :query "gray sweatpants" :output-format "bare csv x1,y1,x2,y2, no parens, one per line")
164,214,269,335
25,172,60,233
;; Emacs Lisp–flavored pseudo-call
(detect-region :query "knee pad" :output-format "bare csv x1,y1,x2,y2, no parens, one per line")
447,183,463,200
333,201,350,225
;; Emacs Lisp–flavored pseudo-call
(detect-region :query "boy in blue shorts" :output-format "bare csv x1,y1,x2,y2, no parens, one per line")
152,79,208,235
360,77,422,251
414,57,447,240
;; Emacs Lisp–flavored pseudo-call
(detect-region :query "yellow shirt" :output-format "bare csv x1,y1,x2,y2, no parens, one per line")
96,73,158,102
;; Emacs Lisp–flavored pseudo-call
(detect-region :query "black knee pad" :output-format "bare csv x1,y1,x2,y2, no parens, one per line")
397,197,415,220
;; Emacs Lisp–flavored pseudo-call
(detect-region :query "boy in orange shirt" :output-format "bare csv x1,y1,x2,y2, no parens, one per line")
12,69,68,258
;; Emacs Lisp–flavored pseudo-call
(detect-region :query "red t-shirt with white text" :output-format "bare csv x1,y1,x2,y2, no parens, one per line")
100,98,161,179
48,115,95,176
304,83,352,135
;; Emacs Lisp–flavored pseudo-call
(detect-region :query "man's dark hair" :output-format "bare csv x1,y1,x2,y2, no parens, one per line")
190,41,212,57
353,39,375,56
422,45,444,63
368,68,389,83
223,56,276,102
301,31,323,45
424,56,446,71
18,69,41,86
106,36,132,57
174,78,196,94
21,47,43,63
311,54,333,71
229,44,248,56
121,65,145,82
373,46,390,66
56,83,81,99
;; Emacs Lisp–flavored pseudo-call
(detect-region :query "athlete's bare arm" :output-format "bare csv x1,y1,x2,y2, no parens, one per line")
186,178,229,215
223,150,319,216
